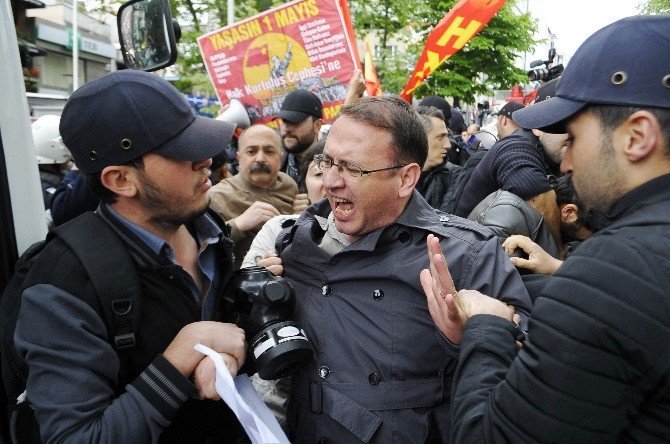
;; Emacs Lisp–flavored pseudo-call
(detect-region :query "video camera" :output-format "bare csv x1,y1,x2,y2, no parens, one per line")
528,47,564,82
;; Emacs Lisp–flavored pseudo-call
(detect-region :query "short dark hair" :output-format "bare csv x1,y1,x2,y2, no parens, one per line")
85,156,145,204
416,105,445,122
339,96,428,167
552,174,575,206
416,106,446,134
587,105,670,155
552,173,592,232
298,138,326,193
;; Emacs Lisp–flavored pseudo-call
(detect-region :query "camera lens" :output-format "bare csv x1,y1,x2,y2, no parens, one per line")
528,68,548,82
251,321,313,380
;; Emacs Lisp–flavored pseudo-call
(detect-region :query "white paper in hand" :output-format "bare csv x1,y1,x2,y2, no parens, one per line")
193,343,289,444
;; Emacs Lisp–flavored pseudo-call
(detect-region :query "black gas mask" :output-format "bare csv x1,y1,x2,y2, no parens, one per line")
221,267,313,380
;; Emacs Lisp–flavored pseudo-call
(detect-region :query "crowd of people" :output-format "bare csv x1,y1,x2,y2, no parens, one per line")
6,14,669,443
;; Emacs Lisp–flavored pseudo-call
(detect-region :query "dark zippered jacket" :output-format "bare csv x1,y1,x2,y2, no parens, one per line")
451,173,670,443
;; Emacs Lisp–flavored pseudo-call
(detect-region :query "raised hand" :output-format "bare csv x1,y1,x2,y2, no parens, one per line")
420,234,517,344
344,68,366,105
420,234,465,343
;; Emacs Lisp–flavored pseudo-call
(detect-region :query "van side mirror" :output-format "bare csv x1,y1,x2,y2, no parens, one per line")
117,0,178,71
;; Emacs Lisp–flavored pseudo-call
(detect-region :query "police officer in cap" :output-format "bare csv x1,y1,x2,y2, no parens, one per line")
422,15,670,441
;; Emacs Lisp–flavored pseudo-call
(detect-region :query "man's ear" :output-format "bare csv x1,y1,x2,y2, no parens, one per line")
398,163,422,198
560,203,579,224
313,118,324,135
622,110,660,163
100,165,138,198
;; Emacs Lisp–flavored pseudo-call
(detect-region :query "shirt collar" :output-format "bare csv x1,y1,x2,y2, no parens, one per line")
315,212,351,248
105,204,169,257
103,204,222,259
393,190,445,231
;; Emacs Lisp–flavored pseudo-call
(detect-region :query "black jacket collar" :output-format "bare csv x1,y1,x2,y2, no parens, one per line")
589,173,670,231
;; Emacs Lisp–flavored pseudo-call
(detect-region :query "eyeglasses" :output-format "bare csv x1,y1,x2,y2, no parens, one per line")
314,154,407,182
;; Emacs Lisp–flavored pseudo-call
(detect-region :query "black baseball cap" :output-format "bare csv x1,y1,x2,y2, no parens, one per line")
278,89,323,123
513,15,670,134
534,78,559,104
60,70,236,174
492,101,524,119
418,95,452,122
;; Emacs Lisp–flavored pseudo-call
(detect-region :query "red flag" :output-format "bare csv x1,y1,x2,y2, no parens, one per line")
364,38,382,96
400,0,506,101
245,43,270,67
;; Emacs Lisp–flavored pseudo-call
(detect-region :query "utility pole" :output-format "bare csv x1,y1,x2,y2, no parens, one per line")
522,0,529,69
227,0,234,25
72,0,79,91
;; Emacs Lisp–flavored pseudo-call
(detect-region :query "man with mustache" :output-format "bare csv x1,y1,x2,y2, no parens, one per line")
209,124,298,268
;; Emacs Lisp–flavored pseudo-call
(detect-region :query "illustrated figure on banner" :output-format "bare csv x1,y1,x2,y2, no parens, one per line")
271,43,293,79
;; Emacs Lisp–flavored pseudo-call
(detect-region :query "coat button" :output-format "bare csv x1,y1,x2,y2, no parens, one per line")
368,372,381,385
398,231,411,242
318,366,330,379
321,285,332,297
318,438,329,444
372,289,384,300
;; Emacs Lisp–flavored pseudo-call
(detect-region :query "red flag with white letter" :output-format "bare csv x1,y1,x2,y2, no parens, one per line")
400,0,506,101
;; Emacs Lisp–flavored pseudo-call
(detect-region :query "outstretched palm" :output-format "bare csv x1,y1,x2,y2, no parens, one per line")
420,234,467,344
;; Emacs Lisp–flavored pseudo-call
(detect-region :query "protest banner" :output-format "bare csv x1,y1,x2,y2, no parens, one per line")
400,0,506,101
198,0,360,124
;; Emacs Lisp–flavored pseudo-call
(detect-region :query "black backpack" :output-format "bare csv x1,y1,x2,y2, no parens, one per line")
0,212,141,444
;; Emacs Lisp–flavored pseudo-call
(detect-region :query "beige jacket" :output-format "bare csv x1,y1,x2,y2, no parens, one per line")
208,172,297,268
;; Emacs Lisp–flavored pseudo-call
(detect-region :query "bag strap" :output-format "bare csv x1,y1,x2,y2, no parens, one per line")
52,213,141,351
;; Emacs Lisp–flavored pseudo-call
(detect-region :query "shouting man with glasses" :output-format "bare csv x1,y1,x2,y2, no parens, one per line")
275,96,531,443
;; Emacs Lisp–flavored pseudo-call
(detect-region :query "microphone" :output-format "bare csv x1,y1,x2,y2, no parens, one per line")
529,59,545,68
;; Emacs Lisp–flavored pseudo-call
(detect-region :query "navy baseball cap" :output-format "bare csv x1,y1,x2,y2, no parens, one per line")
278,89,323,123
514,15,670,134
60,70,236,174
